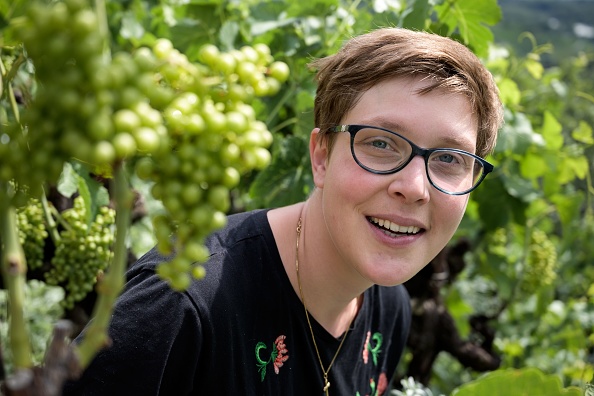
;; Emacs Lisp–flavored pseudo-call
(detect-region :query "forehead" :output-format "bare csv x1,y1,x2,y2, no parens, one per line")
342,76,478,150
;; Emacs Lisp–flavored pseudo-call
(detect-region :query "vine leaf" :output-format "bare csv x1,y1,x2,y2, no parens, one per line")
249,135,312,208
56,162,109,225
400,0,431,30
434,0,501,57
451,367,583,396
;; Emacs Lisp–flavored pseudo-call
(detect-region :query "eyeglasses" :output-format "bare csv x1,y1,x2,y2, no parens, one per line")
331,125,494,195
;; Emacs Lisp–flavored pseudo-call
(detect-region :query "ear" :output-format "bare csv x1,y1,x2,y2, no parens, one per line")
310,128,328,188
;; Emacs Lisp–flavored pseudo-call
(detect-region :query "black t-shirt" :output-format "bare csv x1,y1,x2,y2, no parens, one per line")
64,209,411,395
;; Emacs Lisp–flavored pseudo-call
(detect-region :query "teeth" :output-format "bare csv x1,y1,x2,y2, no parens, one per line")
370,217,420,234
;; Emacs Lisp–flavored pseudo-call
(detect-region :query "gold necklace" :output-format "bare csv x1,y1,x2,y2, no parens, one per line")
295,217,355,396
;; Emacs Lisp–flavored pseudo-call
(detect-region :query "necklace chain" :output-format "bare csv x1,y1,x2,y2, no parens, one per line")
295,217,355,396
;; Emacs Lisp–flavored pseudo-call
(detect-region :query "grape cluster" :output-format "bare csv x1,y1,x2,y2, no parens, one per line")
16,198,48,270
133,40,288,290
46,196,115,309
6,0,289,292
521,229,558,294
4,0,167,201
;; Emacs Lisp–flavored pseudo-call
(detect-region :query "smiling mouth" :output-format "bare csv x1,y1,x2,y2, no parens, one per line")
367,216,422,237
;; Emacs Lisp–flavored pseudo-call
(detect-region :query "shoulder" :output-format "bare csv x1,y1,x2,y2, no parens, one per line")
127,209,272,275
205,209,272,253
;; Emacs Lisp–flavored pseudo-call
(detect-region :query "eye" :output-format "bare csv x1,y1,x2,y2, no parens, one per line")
370,139,389,149
436,153,457,163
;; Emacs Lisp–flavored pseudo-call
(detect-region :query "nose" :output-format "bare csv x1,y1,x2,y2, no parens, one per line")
387,155,430,203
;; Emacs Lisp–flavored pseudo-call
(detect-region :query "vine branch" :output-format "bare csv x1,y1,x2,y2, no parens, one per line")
74,164,132,369
0,188,32,369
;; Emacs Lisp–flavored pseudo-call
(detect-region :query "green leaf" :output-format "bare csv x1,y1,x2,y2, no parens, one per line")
285,0,339,18
519,150,548,180
452,367,584,396
71,163,110,225
496,111,543,155
56,162,80,199
497,77,521,107
571,121,594,144
77,172,93,226
524,57,544,80
249,135,312,208
434,0,502,57
119,10,146,40
400,0,431,30
472,177,527,230
550,192,584,229
219,20,239,51
565,155,589,180
541,111,564,150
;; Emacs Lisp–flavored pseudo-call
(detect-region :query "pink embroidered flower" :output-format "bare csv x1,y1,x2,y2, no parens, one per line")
377,373,388,395
362,331,371,363
273,335,289,374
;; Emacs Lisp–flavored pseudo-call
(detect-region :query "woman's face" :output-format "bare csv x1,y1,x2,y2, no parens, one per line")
310,76,477,286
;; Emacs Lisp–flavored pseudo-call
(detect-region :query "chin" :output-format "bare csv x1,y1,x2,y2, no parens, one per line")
365,264,423,287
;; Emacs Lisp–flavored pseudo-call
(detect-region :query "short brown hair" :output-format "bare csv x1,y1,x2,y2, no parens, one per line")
309,28,503,158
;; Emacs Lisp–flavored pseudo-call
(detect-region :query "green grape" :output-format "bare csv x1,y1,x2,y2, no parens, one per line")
46,196,115,309
16,198,48,271
521,229,558,294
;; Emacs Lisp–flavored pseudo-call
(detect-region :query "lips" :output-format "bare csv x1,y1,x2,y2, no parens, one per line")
368,216,422,235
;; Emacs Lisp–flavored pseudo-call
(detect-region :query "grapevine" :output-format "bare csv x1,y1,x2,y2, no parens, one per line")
521,229,558,294
0,0,289,382
16,198,47,271
134,39,285,291
45,196,115,310
5,0,288,293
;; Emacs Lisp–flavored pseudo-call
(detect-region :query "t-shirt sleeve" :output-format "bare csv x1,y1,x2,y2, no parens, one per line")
62,252,202,396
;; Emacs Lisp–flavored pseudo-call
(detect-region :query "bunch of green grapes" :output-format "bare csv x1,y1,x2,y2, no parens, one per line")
7,0,289,292
521,229,558,294
133,39,288,290
16,198,48,270
5,0,167,201
487,227,508,257
45,196,115,309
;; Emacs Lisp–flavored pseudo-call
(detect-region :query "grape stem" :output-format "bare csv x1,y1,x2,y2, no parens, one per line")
0,53,26,124
75,165,132,369
40,190,61,244
0,187,33,369
93,0,111,62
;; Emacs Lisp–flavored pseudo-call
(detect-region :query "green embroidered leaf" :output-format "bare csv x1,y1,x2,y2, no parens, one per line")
255,342,268,382
369,332,383,366
434,0,501,57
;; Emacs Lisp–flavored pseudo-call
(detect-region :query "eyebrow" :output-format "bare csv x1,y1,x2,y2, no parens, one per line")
356,117,476,151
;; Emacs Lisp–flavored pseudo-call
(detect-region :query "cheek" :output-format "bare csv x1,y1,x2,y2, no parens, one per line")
324,154,373,199
436,196,469,234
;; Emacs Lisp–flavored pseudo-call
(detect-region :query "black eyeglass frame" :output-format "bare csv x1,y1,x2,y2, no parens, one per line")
331,124,495,196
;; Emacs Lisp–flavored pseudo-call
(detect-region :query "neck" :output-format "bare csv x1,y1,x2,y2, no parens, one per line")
267,199,366,338
295,202,363,338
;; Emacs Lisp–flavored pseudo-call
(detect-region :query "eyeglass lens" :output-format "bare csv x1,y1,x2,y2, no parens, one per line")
351,127,484,194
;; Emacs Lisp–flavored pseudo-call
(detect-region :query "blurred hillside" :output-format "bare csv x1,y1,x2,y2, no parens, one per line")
493,0,594,65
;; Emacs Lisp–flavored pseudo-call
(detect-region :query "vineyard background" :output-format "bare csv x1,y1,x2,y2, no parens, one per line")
0,0,593,395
